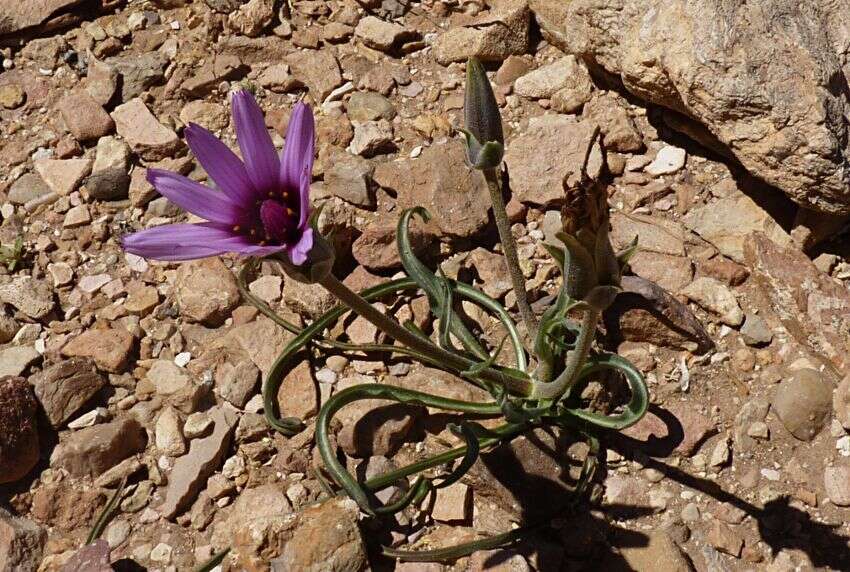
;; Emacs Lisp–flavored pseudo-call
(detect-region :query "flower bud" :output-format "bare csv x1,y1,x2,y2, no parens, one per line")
462,58,504,169
276,231,335,284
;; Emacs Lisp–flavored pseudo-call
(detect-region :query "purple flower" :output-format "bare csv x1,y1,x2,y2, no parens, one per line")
122,91,315,265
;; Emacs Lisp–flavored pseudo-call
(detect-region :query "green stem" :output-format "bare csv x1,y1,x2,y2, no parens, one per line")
319,273,532,396
531,308,600,399
483,167,537,338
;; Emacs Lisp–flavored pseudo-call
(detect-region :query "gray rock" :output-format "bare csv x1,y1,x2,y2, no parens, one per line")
159,406,237,519
733,398,770,453
322,151,375,207
354,15,417,52
346,91,396,122
833,375,850,431
645,146,686,175
0,346,41,377
349,120,394,157
8,173,51,205
824,465,850,506
531,0,850,213
216,358,260,408
92,136,130,172
109,51,168,102
514,56,586,99
740,313,773,346
772,368,832,441
145,360,205,414
84,167,130,201
0,276,54,319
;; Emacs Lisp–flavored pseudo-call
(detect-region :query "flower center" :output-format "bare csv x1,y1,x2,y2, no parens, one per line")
259,199,296,244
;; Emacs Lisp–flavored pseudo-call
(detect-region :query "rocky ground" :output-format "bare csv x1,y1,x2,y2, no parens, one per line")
1,0,850,571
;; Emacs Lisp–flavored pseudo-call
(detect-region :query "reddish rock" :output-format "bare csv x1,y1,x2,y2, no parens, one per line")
706,520,744,557
175,257,240,325
622,401,717,457
0,508,46,572
59,90,114,142
30,484,105,530
604,276,714,353
383,140,492,239
58,540,111,572
0,376,38,485
352,218,436,271
280,360,319,420
30,358,105,428
745,232,850,373
50,417,146,477
61,327,135,373
697,257,750,286
111,98,182,161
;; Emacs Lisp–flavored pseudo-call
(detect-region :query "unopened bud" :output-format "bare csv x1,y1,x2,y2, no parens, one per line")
462,58,504,169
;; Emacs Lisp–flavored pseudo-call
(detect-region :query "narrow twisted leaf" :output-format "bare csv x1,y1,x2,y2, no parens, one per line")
383,527,527,562
375,476,431,515
436,268,456,352
558,352,649,430
86,476,127,544
617,235,639,268
397,207,489,360
316,384,502,514
194,548,230,572
436,422,480,489
555,231,597,300
593,216,620,286
262,276,529,436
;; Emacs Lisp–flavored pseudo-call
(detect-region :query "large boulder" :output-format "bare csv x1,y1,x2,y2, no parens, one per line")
530,0,850,214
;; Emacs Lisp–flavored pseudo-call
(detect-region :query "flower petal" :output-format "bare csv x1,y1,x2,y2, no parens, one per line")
280,103,315,192
288,227,314,265
121,223,250,261
231,90,280,194
184,123,256,204
146,169,242,224
297,165,312,228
